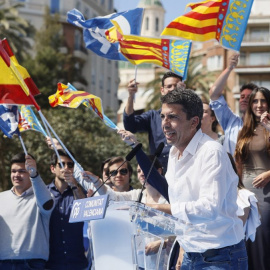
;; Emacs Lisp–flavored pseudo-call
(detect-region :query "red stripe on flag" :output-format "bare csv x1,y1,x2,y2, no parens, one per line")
0,85,36,105
166,21,217,35
189,0,224,9
0,41,11,67
183,11,219,20
2,39,14,57
62,92,92,105
121,40,161,49
122,53,163,62
24,77,40,96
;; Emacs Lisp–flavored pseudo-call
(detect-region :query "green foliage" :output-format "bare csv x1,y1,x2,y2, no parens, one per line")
0,1,35,62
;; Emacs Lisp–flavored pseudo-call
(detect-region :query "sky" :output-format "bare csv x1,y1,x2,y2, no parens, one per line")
114,0,192,27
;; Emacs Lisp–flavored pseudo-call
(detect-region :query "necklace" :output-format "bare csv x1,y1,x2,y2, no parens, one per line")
254,124,264,132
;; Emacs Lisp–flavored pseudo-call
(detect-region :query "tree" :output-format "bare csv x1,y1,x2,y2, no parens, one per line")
143,55,219,110
0,1,34,62
23,7,87,109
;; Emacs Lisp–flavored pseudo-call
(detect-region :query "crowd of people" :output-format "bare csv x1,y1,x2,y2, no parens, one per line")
0,53,269,270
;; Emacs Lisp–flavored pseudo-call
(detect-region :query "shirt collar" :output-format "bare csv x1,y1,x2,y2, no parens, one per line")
170,129,203,158
11,186,33,197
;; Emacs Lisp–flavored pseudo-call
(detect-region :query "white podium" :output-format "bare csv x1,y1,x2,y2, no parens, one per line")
90,201,179,270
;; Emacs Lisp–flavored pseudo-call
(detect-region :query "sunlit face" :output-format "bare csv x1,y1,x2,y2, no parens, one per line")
251,91,269,120
161,103,198,151
11,163,31,195
51,156,74,182
161,77,181,96
137,165,145,186
239,89,252,114
109,162,130,192
201,103,215,133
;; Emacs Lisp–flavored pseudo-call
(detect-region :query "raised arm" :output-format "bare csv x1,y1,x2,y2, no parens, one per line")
124,79,139,115
25,155,54,211
209,53,239,100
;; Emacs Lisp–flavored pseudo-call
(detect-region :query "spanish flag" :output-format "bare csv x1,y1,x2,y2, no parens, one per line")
161,0,254,51
0,39,40,105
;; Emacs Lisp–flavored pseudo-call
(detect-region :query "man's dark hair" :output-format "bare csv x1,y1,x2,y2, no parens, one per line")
161,71,182,87
108,156,133,182
161,88,203,130
50,149,75,166
240,82,257,93
101,157,112,176
11,152,35,166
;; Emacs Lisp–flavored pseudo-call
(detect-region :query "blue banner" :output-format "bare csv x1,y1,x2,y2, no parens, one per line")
69,194,109,223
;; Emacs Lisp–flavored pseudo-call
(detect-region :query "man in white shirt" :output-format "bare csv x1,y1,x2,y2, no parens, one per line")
154,89,247,269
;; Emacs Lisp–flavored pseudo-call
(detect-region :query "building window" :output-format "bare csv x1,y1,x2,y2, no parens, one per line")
146,17,149,31
107,77,111,93
207,55,223,71
250,26,269,42
249,52,270,65
50,0,60,14
74,29,82,50
109,0,113,10
155,18,159,32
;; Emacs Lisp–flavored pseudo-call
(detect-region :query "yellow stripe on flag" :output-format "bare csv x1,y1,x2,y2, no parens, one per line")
180,16,218,28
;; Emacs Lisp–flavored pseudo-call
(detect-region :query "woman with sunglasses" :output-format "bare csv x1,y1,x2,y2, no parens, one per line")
234,87,270,270
106,157,134,192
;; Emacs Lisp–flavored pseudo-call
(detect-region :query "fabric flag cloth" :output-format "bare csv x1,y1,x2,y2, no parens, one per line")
161,0,254,51
18,105,47,136
106,27,192,80
0,105,20,138
49,83,104,119
0,39,40,105
67,8,144,61
66,83,118,130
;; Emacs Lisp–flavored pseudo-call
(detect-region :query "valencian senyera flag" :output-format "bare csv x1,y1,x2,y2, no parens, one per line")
0,38,40,105
0,105,19,138
18,106,47,136
106,23,192,80
49,83,104,119
67,83,118,130
67,8,144,61
161,0,254,51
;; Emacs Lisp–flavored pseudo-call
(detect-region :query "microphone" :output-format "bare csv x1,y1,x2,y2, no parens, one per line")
90,143,142,197
136,142,165,203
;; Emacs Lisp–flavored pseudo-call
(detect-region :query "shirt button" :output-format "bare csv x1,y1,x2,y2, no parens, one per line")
64,251,67,254
63,241,65,244
163,155,166,157
61,218,63,220
165,144,168,147
60,207,63,210
62,229,64,232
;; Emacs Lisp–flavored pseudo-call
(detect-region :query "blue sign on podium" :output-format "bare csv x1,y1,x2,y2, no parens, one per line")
69,194,109,223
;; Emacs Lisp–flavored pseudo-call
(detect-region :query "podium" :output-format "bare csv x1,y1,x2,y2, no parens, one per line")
90,201,180,270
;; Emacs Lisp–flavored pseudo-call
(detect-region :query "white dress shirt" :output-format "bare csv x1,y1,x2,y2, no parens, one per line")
166,129,244,252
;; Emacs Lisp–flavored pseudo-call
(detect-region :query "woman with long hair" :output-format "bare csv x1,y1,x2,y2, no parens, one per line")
234,87,270,270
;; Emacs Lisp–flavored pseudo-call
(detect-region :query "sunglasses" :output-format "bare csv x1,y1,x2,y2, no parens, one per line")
57,162,74,169
109,168,128,176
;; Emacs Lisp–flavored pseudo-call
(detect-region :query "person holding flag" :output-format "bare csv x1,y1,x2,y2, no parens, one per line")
0,153,54,270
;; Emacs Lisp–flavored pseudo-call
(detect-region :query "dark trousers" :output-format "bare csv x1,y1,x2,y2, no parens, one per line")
0,259,46,270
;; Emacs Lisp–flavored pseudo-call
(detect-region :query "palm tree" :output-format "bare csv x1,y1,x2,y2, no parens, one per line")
0,1,34,61
143,55,219,110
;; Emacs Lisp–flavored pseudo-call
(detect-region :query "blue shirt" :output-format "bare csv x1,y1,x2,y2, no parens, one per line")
46,181,88,270
123,109,170,172
210,96,243,156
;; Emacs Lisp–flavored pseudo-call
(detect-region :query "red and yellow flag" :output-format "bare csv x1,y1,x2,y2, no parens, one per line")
49,83,104,119
161,0,254,51
0,39,40,105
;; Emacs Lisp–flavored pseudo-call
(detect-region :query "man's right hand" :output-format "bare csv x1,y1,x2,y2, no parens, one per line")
45,136,62,150
127,79,139,98
228,53,239,71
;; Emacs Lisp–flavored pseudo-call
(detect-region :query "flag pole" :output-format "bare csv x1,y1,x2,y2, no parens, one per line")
133,65,138,102
38,111,84,173
19,135,28,155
